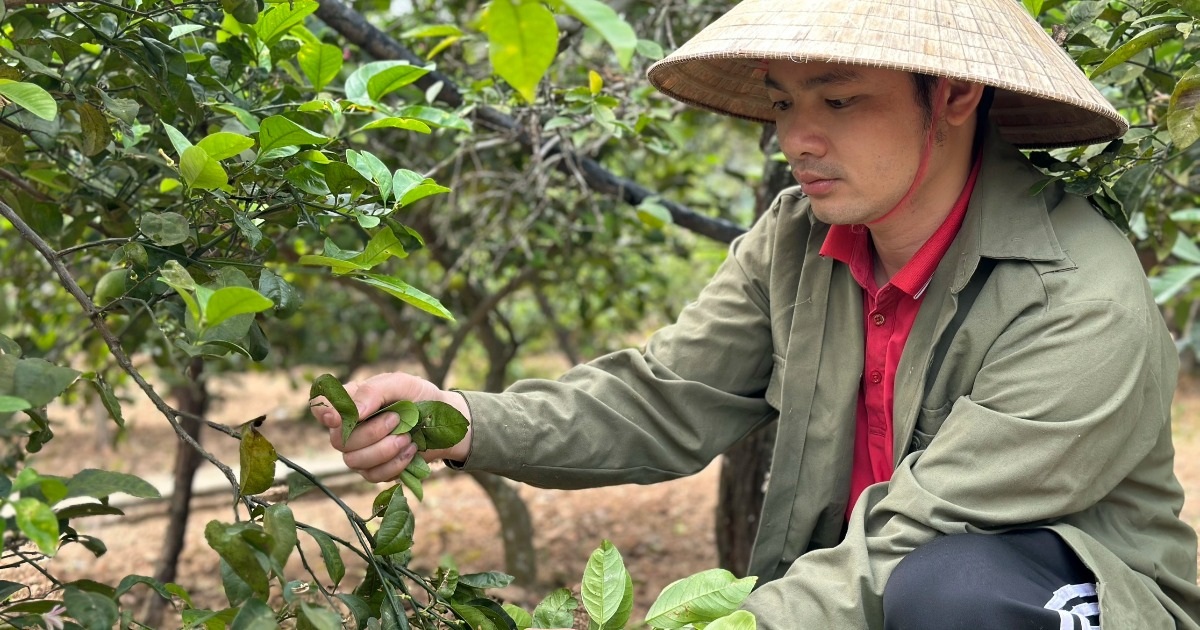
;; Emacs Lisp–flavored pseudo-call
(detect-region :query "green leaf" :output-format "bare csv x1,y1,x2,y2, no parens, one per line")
230,598,279,630
221,558,254,607
85,375,124,429
13,358,80,407
393,170,450,207
297,602,342,630
285,472,316,501
214,104,261,132
253,0,318,46
414,401,470,450
259,269,301,318
704,610,757,630
636,197,673,229
1022,0,1043,16
55,502,124,520
139,211,192,246
0,80,57,121
169,24,207,40
15,498,59,555
1150,264,1200,304
345,60,415,104
504,604,533,630
373,490,415,556
0,580,24,601
1173,234,1200,265
398,469,424,501
180,146,229,191
558,0,638,69
258,116,330,156
403,24,463,38
397,105,473,132
0,395,30,412
263,503,296,571
1090,24,1179,79
309,374,359,445
532,588,577,629
336,594,372,629
305,528,345,587
484,0,558,103
298,42,343,91
644,569,757,629
345,149,394,201
581,540,633,630
635,39,664,60
222,0,259,24
367,64,431,103
359,117,432,134
162,123,194,157
1165,106,1200,149
115,575,173,601
63,587,118,630
459,572,514,589
354,273,454,320
66,469,160,500
205,521,270,599
238,426,278,495
205,286,274,328
197,132,255,161
367,399,421,434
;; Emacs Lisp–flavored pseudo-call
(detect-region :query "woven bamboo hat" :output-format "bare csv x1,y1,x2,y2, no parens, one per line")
646,0,1127,148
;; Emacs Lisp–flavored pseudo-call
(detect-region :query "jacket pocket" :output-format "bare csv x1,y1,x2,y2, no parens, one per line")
765,353,785,411
909,401,952,452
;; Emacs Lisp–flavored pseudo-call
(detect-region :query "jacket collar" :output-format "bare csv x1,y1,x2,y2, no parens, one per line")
949,125,1067,292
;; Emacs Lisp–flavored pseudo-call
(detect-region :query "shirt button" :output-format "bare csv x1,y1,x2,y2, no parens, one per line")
872,313,886,326
870,370,883,384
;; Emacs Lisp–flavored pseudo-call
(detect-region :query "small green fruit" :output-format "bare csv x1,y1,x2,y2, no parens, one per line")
93,269,132,306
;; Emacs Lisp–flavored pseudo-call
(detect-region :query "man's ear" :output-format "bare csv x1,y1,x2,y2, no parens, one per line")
943,80,986,127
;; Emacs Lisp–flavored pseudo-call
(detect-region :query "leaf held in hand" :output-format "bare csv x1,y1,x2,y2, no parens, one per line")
309,374,359,444
413,400,469,450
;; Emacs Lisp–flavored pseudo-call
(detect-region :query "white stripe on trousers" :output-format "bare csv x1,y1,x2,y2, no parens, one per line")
1046,583,1100,630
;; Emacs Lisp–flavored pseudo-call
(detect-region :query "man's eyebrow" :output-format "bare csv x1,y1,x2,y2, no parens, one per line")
763,69,863,91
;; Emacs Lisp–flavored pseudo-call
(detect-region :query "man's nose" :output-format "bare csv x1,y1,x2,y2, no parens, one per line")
777,115,828,160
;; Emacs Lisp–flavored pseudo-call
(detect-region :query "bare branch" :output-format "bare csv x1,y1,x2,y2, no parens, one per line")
313,0,747,244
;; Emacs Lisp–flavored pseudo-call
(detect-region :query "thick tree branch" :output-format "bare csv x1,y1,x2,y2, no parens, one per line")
0,199,243,496
313,0,747,244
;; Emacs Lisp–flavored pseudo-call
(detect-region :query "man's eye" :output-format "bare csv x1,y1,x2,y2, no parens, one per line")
771,100,792,111
826,98,852,109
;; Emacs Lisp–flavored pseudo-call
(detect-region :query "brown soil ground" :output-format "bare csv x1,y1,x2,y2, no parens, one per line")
7,368,1200,627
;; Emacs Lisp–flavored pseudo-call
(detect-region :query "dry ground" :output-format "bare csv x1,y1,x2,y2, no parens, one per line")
7,368,1200,626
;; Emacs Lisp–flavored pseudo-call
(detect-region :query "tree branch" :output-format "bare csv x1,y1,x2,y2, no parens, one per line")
313,0,747,244
0,198,243,497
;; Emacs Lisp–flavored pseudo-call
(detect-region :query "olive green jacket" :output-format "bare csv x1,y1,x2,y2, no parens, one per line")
459,133,1200,628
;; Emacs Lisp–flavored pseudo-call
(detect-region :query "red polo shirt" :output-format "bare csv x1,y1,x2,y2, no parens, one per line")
819,157,982,518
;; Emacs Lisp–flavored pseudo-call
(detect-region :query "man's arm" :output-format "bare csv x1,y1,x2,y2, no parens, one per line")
317,197,794,486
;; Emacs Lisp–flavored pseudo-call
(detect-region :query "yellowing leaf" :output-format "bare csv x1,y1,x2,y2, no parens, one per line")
484,0,558,103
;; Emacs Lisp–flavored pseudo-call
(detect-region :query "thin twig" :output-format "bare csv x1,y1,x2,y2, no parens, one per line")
0,169,52,203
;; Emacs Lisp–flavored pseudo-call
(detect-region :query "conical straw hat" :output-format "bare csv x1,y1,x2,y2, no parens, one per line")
646,0,1127,148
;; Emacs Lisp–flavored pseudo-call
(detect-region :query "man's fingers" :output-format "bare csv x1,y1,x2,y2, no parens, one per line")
357,442,419,483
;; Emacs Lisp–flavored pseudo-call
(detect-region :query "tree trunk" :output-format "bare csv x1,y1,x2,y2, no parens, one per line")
467,471,537,585
716,127,791,576
143,358,208,626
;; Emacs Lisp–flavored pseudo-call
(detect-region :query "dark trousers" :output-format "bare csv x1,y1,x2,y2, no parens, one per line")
883,530,1100,630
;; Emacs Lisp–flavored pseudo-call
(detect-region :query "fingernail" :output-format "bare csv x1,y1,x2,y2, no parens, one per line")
400,442,417,460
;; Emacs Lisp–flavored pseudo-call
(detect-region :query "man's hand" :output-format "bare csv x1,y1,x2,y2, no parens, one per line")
310,372,473,482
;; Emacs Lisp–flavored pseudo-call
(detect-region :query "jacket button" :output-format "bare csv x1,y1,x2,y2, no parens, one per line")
873,313,885,326
870,370,883,384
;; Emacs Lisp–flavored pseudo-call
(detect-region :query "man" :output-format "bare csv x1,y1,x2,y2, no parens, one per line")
312,0,1200,627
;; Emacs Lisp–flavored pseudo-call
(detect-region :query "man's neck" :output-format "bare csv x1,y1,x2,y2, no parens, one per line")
869,148,975,283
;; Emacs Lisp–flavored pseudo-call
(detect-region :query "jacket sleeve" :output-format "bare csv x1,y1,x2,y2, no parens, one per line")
456,203,788,489
742,293,1175,626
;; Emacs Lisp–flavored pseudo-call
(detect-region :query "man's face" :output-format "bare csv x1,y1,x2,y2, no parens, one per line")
765,61,931,226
